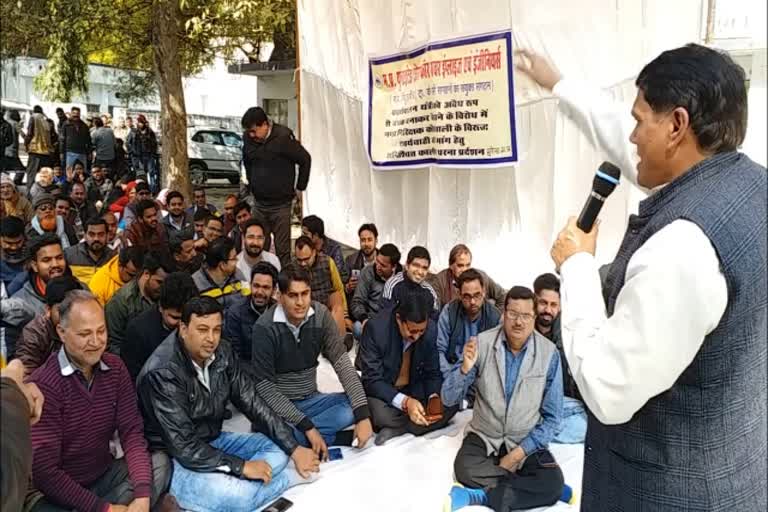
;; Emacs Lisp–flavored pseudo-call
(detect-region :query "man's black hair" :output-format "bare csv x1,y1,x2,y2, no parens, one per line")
141,251,170,276
636,43,747,153
45,275,82,307
166,190,184,204
193,208,212,223
456,268,484,291
136,199,157,218
294,235,314,252
358,223,378,238
396,286,433,323
406,246,431,265
504,286,536,309
378,243,400,266
0,216,25,238
28,233,62,261
118,246,145,269
181,296,223,325
243,218,266,235
533,273,560,296
277,263,311,294
134,181,151,194
84,216,107,231
251,261,279,286
205,237,235,268
241,107,269,130
169,229,194,255
233,201,251,217
301,215,324,238
160,272,199,310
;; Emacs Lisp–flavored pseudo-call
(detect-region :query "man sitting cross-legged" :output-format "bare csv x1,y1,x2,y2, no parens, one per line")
138,297,320,512
358,286,450,446
251,264,374,458
445,286,570,512
28,290,173,512
438,269,502,410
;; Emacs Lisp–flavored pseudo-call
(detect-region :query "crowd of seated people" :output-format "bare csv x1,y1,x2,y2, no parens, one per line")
0,173,585,512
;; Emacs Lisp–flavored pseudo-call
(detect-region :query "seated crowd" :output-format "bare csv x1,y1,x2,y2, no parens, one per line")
0,173,582,512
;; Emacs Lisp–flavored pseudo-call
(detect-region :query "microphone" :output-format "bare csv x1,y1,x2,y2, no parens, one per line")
577,162,621,232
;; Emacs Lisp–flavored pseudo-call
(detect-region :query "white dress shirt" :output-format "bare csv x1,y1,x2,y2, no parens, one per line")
553,79,728,425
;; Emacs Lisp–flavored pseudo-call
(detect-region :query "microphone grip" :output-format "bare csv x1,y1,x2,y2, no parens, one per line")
577,193,604,232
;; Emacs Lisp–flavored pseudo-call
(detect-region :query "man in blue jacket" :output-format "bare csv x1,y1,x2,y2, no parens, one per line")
358,286,450,445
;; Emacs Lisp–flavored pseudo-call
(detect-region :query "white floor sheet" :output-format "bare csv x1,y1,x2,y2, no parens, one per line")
225,351,584,512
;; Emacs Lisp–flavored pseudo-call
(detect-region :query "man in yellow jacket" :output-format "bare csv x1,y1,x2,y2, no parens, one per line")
89,246,144,305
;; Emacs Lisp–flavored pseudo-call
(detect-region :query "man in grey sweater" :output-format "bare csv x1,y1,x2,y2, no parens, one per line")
91,117,116,168
445,286,567,512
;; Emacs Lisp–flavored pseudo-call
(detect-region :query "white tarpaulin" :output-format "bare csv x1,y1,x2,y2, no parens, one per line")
296,0,720,287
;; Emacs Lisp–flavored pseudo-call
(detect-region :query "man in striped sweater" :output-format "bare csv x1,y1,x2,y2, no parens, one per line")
251,264,374,460
380,245,440,313
27,290,172,512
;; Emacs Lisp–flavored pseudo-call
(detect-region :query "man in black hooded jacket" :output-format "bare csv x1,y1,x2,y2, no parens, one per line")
241,107,311,267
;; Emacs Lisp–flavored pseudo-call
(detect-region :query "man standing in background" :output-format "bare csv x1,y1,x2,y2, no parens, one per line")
241,107,311,267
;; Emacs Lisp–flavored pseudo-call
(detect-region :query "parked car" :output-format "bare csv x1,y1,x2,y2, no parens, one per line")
187,126,242,185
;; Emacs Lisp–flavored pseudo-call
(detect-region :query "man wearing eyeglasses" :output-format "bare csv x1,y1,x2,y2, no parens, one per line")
445,286,567,512
437,269,501,412
192,237,249,312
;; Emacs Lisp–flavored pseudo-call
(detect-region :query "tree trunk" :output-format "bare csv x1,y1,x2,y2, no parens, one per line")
151,0,190,197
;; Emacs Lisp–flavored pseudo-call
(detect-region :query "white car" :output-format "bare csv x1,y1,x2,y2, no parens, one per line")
187,126,243,185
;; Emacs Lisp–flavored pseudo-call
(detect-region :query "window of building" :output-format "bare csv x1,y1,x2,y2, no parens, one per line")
263,98,289,126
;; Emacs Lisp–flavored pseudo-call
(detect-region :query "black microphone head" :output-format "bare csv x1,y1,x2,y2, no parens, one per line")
593,161,621,197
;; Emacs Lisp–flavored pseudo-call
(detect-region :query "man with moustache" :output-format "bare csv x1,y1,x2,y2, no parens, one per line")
65,217,116,286
0,216,27,289
124,199,169,257
344,223,378,300
169,230,202,274
236,219,281,287
224,262,278,361
228,201,252,254
161,191,193,233
10,234,68,317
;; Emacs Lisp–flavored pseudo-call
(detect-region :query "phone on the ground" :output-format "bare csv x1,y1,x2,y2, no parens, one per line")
264,497,293,512
328,447,344,461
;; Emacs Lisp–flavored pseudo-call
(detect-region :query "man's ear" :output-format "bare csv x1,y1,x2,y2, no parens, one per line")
668,107,691,149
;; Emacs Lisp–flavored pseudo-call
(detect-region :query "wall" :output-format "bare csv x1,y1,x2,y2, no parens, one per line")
256,74,298,134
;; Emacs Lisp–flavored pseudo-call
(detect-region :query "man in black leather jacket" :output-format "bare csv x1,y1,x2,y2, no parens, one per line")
137,297,319,511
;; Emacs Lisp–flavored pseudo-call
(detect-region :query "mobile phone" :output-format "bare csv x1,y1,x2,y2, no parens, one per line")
352,269,361,278
263,497,293,512
328,447,344,461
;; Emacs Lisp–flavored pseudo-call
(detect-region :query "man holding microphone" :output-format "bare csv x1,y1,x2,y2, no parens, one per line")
517,44,767,511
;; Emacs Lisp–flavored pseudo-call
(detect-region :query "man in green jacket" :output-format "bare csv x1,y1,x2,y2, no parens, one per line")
105,252,169,355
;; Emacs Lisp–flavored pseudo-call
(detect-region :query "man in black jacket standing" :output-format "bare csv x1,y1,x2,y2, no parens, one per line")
241,107,311,267
137,297,319,511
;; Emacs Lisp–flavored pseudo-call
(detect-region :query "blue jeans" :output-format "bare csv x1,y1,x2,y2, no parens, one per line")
170,432,290,512
352,321,364,340
137,154,159,193
65,152,88,169
553,397,587,444
291,392,355,446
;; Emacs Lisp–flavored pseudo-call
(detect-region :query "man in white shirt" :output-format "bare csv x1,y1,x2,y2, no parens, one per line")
518,44,766,511
236,218,281,288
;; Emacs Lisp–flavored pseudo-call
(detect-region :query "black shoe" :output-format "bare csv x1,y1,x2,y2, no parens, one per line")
374,427,407,446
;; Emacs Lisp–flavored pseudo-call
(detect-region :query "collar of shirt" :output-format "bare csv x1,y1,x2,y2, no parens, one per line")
274,304,315,342
191,353,216,391
58,347,110,387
